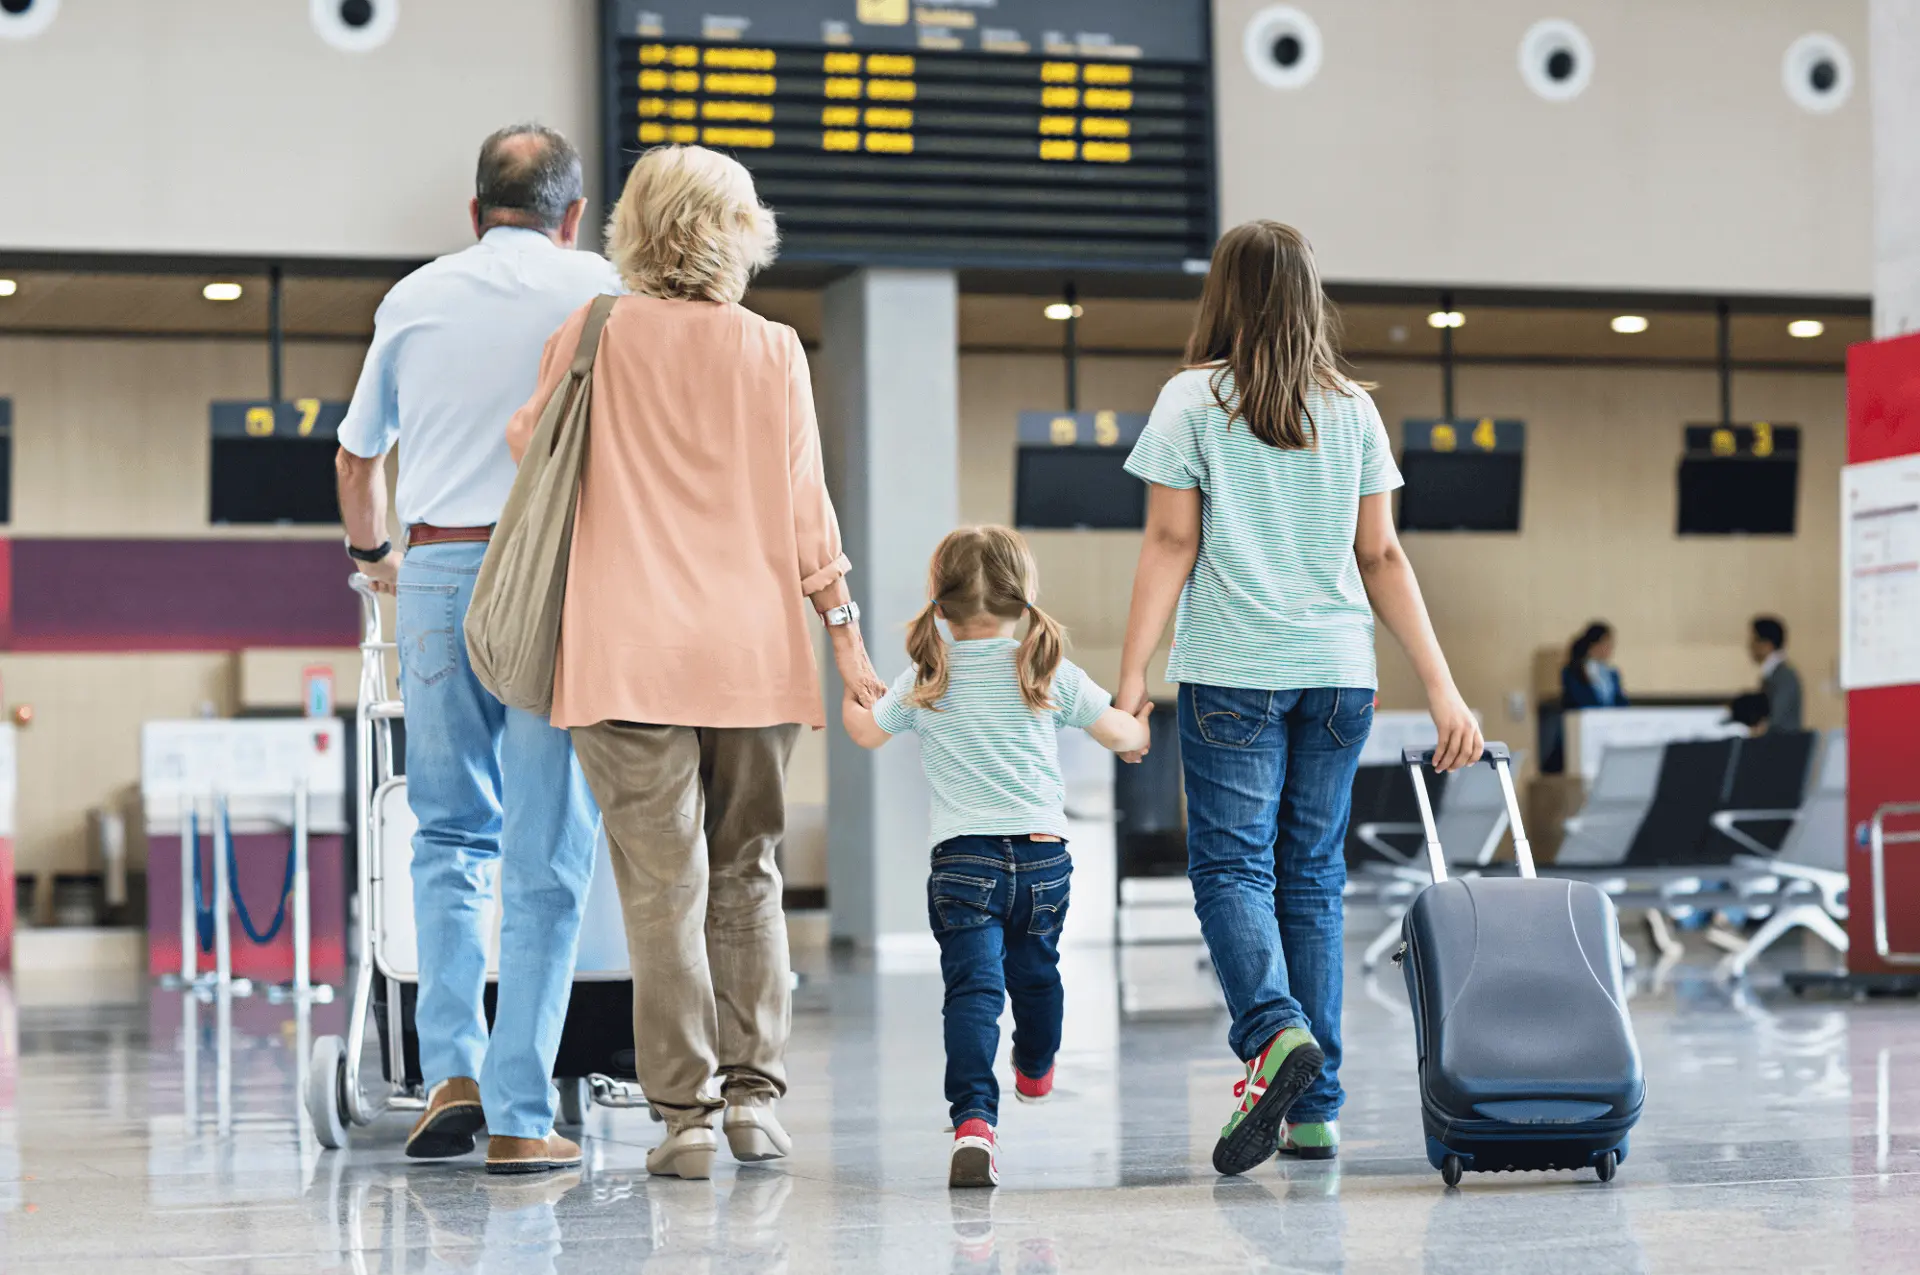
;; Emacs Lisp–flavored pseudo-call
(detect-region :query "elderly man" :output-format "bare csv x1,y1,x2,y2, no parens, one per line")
335,124,616,1175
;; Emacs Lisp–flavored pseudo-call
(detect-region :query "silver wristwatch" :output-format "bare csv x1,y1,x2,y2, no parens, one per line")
821,601,860,627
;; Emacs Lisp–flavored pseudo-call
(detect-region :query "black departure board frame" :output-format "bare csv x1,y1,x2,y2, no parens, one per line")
0,398,12,525
1676,422,1801,537
209,399,349,526
1397,418,1527,533
600,0,1216,273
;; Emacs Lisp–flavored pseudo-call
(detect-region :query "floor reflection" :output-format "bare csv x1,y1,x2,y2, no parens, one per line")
0,921,1911,1272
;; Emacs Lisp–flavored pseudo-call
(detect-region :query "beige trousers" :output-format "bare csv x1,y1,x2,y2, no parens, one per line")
569,721,800,1125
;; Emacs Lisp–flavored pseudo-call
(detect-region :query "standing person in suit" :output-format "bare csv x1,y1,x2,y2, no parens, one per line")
1560,622,1629,710
1748,616,1804,732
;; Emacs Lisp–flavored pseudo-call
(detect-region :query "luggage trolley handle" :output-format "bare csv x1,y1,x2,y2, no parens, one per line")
1402,743,1535,883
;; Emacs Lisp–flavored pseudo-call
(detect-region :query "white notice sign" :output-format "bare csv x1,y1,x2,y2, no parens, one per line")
1842,454,1920,690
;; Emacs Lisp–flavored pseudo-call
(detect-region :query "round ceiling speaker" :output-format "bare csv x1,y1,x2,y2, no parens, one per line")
0,0,60,42
1783,33,1853,113
1243,6,1324,91
311,0,398,53
1518,18,1593,102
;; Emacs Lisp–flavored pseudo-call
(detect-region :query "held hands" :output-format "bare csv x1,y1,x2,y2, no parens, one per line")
1115,672,1153,765
1426,683,1483,773
830,623,886,708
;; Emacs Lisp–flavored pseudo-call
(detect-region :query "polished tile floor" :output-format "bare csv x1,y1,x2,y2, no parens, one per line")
3,920,1917,1273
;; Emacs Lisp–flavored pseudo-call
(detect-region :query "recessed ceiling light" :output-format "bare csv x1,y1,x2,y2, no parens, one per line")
1610,314,1649,334
1426,310,1465,329
203,281,244,302
1043,302,1084,321
0,279,16,298
1787,319,1825,339
1387,324,1409,344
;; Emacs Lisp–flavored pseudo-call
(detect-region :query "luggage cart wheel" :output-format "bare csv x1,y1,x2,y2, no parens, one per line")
1440,1154,1464,1188
556,1077,589,1130
307,1035,350,1150
1595,1151,1618,1183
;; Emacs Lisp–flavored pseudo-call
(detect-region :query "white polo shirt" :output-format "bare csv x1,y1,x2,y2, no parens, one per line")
336,226,620,528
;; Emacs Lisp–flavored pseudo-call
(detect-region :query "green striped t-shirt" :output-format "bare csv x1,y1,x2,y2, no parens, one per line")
871,639,1113,848
1124,366,1403,691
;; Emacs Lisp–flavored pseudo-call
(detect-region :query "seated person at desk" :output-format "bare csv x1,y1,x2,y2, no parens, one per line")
1561,622,1629,709
1741,615,1803,733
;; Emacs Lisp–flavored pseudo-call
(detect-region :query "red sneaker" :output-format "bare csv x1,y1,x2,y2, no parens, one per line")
950,1118,999,1188
1013,1065,1055,1104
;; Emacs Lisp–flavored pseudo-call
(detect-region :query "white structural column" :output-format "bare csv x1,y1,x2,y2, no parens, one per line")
818,269,960,950
1872,0,1920,336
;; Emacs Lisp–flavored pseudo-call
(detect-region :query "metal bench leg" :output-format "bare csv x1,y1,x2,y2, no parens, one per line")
1719,903,1850,980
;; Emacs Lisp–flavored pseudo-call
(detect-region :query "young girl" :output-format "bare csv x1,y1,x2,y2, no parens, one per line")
1116,221,1482,1176
844,526,1150,1189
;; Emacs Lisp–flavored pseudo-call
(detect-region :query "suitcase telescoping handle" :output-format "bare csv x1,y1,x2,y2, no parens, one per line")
1401,742,1535,884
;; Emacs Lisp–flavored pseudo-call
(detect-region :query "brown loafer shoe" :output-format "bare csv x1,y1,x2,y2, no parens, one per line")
486,1133,584,1176
406,1077,486,1159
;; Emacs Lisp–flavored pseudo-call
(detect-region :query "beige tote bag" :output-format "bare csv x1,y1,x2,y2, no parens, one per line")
465,293,618,717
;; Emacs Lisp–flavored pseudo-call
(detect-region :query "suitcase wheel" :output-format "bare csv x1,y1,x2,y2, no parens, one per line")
1595,1150,1618,1183
1440,1154,1464,1188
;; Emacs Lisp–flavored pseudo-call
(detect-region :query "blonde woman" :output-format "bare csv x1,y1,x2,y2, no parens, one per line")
506,145,885,1180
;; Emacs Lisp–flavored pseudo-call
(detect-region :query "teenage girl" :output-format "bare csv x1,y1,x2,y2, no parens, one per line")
844,526,1151,1188
1116,221,1482,1176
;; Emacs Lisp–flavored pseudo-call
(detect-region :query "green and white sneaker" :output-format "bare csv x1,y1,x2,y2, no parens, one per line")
1279,1120,1339,1161
1212,1027,1326,1176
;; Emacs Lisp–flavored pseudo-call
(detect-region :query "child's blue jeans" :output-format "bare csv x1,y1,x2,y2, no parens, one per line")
927,834,1072,1128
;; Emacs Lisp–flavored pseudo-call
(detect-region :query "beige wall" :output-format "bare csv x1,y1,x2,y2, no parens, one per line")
0,337,364,536
0,334,368,880
0,331,1847,879
1214,0,1869,294
958,352,1846,738
0,0,599,259
0,0,1871,296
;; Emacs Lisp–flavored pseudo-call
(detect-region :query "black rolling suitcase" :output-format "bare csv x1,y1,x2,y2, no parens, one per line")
1397,743,1644,1187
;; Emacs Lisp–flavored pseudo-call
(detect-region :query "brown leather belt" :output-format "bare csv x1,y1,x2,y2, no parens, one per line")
408,523,494,546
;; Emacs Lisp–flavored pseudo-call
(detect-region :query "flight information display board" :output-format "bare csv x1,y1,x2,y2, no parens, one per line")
209,400,348,525
601,0,1215,271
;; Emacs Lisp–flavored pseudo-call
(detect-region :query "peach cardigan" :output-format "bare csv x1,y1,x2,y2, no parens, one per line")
506,295,849,730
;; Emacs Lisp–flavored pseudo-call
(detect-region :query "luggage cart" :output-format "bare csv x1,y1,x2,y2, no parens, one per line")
305,575,650,1149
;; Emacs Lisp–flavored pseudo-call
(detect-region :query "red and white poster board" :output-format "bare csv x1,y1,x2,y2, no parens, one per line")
1843,331,1920,975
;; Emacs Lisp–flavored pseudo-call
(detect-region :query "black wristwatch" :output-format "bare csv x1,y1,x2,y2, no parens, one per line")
345,538,392,564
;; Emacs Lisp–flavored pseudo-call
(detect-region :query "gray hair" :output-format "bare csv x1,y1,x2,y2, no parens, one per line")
475,124,584,232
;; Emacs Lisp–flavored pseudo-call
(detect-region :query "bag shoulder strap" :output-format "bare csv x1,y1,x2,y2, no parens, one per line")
569,293,621,375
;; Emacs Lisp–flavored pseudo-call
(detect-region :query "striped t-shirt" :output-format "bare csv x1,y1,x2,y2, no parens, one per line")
871,639,1113,848
1124,366,1403,692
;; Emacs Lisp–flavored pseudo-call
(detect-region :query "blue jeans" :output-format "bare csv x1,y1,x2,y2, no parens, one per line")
395,541,600,1140
928,835,1073,1128
1178,683,1372,1124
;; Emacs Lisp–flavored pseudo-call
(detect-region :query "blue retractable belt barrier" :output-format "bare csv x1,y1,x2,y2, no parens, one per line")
221,804,297,946
187,805,215,953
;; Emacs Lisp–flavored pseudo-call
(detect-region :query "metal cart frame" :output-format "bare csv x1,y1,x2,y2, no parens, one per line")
305,575,649,1149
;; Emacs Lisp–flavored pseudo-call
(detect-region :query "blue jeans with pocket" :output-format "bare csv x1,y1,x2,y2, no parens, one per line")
927,835,1073,1128
1178,683,1373,1124
395,540,601,1139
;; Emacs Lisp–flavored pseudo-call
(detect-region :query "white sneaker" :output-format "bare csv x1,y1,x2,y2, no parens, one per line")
723,1097,793,1163
647,1125,717,1180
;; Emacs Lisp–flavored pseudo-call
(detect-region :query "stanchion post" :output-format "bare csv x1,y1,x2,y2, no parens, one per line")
293,782,310,1001
213,793,232,994
179,795,197,987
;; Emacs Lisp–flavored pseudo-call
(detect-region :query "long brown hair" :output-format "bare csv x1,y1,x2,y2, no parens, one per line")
1183,220,1355,450
905,526,1065,713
